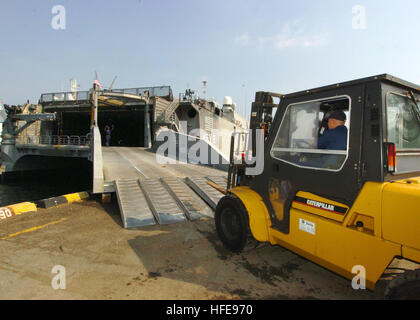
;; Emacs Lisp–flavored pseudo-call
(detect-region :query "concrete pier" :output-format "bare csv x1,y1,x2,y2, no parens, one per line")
0,198,384,300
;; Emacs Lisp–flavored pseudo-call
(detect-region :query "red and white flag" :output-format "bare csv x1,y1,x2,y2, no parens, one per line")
94,79,103,89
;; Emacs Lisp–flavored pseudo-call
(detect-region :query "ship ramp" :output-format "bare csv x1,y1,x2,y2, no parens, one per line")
104,147,228,228
115,176,224,228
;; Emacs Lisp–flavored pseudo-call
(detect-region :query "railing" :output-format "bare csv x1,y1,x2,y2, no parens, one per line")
16,135,91,146
110,86,171,98
179,92,195,102
40,91,90,103
40,86,172,104
164,100,180,123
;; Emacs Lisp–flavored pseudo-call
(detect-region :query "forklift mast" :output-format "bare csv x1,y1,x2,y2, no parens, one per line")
227,91,282,190
249,91,282,159
250,91,282,137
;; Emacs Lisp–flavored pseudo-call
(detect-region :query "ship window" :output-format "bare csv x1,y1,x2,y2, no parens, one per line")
270,96,351,171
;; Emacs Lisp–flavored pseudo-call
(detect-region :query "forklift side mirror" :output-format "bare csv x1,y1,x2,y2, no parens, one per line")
386,142,397,173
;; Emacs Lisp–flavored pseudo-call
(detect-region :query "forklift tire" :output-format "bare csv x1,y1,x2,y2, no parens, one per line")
385,269,420,300
215,195,253,253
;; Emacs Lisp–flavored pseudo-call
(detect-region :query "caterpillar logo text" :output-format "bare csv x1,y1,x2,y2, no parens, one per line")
307,200,334,212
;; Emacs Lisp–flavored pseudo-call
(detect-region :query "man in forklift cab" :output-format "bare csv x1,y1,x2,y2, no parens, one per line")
318,110,348,150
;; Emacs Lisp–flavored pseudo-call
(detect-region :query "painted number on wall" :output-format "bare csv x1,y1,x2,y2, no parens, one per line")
0,208,13,220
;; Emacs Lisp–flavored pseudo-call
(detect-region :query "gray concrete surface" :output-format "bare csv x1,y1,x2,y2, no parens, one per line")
0,199,386,300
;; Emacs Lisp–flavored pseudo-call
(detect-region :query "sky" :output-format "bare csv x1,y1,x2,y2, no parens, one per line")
1,0,420,119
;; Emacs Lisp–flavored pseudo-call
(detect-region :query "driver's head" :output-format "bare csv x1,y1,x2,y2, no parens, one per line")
328,110,346,130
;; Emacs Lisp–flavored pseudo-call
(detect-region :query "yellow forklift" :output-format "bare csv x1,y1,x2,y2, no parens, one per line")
215,74,420,299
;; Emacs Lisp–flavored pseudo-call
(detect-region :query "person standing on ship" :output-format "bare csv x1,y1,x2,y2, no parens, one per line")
104,125,112,146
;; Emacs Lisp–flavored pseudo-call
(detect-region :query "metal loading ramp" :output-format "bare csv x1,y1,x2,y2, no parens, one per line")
161,177,214,220
115,179,155,228
184,176,225,211
115,176,226,228
139,178,186,225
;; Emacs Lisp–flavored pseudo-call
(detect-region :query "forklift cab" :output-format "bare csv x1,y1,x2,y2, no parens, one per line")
249,75,420,234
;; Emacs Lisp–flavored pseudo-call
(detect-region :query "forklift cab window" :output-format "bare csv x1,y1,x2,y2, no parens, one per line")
271,97,350,171
387,92,420,149
386,92,420,173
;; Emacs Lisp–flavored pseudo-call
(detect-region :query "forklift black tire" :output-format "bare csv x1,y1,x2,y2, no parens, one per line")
385,269,420,300
215,195,252,253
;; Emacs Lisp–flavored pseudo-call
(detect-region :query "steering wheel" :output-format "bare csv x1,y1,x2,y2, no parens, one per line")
318,110,333,137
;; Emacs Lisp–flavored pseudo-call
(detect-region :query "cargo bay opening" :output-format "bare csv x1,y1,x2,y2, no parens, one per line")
55,107,147,147
40,86,174,148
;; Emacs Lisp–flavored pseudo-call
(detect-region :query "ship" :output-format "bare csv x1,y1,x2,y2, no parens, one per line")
0,81,249,185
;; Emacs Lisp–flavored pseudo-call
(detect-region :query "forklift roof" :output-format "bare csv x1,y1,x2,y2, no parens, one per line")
283,74,420,99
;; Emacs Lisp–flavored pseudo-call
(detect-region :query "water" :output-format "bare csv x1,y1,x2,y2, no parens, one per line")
0,169,92,207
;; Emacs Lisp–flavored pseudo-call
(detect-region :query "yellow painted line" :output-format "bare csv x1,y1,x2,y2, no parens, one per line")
1,217,69,240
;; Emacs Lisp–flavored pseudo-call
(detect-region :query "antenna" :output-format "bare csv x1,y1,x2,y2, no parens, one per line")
202,80,207,101
109,76,118,90
242,83,247,120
